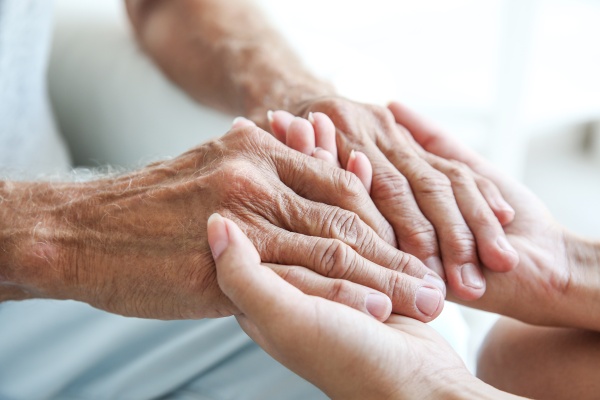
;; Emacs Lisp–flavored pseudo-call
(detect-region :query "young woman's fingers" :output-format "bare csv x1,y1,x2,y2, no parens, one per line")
309,112,338,162
313,147,338,165
346,150,373,193
475,175,516,226
268,110,295,142
286,117,316,156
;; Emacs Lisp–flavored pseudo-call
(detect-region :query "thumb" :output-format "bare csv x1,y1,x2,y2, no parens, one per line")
207,213,307,327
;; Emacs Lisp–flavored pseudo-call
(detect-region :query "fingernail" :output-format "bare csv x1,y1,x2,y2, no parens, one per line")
423,256,445,279
347,149,356,169
365,293,391,320
497,236,517,255
460,263,484,289
232,116,246,126
308,112,315,124
207,213,229,260
267,110,274,123
424,273,446,297
416,287,442,317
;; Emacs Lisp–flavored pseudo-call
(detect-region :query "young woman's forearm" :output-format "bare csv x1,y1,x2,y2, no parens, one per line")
563,232,600,331
125,0,334,120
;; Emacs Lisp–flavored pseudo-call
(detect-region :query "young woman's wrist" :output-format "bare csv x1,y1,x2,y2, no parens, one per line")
562,231,600,331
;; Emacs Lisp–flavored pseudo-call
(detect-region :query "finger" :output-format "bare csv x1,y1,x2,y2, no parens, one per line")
272,148,397,247
260,228,445,321
393,116,516,227
268,264,392,321
313,147,338,165
232,116,257,129
331,133,446,278
388,102,516,225
268,110,295,143
286,117,316,156
428,158,519,272
309,112,338,162
208,212,393,321
346,150,372,193
380,144,486,300
475,175,516,225
208,213,310,330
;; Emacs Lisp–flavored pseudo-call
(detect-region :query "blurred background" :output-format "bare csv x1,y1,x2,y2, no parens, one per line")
49,0,600,371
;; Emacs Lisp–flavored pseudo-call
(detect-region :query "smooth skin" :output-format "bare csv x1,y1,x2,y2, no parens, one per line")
207,212,524,400
125,0,520,300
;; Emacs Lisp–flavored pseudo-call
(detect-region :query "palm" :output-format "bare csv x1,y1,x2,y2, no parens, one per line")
475,175,569,323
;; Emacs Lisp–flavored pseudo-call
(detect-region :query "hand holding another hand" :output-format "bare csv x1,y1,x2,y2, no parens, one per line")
208,213,518,400
388,102,600,331
2,119,445,322
263,96,520,301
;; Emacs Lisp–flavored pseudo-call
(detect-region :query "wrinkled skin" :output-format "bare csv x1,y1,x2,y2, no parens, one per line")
9,126,442,321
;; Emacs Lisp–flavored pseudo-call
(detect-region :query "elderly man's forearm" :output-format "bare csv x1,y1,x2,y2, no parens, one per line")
125,0,334,120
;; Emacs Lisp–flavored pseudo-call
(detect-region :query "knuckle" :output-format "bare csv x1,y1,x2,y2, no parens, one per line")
387,272,413,307
334,170,365,199
372,168,412,202
328,279,355,304
387,250,415,273
415,170,452,194
315,239,356,279
472,205,497,227
446,226,477,258
326,209,365,245
237,125,269,143
445,161,472,186
277,266,307,285
401,220,438,254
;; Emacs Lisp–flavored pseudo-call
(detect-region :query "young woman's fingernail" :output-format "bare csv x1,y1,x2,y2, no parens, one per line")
366,293,391,320
416,287,442,316
207,213,229,260
460,263,484,289
308,112,315,124
232,116,245,125
267,110,274,123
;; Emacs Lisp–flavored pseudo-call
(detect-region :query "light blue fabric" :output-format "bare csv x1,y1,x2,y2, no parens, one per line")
0,300,325,399
0,0,71,176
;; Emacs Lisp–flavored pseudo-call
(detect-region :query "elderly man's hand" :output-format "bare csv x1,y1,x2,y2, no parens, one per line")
0,124,445,321
261,96,520,301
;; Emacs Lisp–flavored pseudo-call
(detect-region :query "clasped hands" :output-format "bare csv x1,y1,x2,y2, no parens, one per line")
208,99,591,399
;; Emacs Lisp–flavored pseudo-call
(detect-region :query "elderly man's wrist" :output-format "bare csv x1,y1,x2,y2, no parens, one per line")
0,181,79,301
